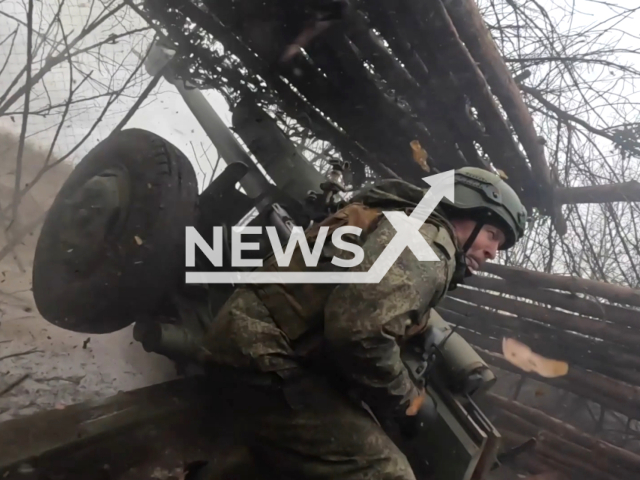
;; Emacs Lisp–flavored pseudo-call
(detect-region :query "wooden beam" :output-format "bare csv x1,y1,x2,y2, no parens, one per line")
494,413,631,480
0,377,262,479
437,304,640,385
555,181,640,204
356,1,504,176
483,263,640,309
486,393,640,474
474,347,640,420
344,10,473,170
447,286,640,348
442,0,567,236
394,0,537,205
0,378,198,473
464,275,640,330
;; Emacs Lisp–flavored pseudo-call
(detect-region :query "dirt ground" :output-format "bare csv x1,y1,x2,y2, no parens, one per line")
0,131,176,422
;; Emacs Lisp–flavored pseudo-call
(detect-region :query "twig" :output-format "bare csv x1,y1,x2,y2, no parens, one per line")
0,349,42,362
0,42,153,209
43,17,75,168
202,142,220,187
0,2,127,116
0,374,29,397
0,27,18,79
9,0,35,230
0,212,46,264
111,59,167,133
519,83,640,156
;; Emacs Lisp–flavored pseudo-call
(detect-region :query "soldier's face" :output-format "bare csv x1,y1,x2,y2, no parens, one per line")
450,219,506,272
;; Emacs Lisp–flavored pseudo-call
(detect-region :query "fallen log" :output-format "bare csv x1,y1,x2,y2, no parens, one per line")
483,263,640,309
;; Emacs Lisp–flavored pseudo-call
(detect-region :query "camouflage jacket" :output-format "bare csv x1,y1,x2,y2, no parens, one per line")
201,179,460,418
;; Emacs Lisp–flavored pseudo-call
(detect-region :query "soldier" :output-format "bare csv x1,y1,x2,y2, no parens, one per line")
199,167,528,480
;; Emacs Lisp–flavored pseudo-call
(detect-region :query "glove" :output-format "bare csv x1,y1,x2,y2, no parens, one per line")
405,388,428,416
398,389,438,439
395,388,429,438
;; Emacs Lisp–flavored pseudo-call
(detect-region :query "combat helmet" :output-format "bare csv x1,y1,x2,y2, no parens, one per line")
439,167,528,251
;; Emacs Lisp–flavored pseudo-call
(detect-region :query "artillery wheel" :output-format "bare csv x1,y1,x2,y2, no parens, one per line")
32,128,198,333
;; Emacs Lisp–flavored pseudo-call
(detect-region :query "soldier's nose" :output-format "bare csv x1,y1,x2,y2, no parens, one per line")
484,244,498,260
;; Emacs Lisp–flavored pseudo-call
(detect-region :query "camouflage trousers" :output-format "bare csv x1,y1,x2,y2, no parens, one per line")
239,373,417,480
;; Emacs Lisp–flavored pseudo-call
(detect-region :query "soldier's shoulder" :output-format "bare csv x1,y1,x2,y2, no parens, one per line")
420,215,458,263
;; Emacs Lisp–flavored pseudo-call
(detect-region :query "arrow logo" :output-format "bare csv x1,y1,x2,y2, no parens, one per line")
186,170,455,284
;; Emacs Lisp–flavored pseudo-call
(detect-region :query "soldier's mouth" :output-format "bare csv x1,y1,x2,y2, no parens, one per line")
466,256,480,272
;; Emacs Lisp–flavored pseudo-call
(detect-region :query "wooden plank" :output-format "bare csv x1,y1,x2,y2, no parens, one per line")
475,347,640,420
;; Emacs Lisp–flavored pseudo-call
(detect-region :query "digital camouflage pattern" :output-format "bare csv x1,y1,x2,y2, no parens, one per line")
250,372,418,480
199,179,460,480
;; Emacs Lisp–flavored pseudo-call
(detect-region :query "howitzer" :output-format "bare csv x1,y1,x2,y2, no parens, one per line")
399,309,502,480
29,58,516,476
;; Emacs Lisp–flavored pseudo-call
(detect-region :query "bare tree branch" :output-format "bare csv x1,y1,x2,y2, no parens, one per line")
9,0,35,231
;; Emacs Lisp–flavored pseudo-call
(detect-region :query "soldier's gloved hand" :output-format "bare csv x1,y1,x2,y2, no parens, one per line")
396,388,437,439
395,388,427,438
405,388,428,416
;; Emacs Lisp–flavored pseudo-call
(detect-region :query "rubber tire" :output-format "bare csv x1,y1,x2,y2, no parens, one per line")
32,129,198,334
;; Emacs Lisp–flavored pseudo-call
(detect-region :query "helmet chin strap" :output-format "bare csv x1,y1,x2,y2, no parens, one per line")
462,221,485,254
450,220,485,290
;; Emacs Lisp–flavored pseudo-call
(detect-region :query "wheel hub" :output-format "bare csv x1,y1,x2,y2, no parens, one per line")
58,166,130,273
